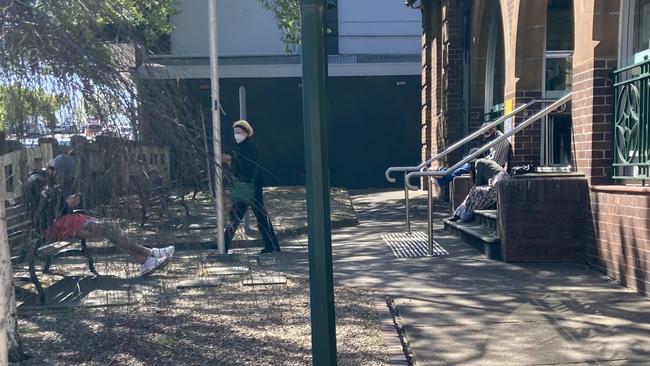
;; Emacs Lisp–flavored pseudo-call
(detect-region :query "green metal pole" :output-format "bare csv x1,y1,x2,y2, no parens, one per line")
300,0,337,364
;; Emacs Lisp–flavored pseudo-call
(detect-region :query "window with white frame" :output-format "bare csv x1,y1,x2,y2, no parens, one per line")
619,0,650,67
541,0,574,167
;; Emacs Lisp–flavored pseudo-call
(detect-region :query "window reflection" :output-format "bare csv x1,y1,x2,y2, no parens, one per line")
634,0,650,54
545,57,570,92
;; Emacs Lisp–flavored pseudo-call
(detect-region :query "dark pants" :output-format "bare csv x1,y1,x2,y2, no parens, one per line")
224,186,280,252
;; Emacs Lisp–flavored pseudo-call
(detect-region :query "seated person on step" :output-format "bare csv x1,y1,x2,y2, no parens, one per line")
435,122,511,186
448,157,510,223
482,121,511,169
27,154,175,276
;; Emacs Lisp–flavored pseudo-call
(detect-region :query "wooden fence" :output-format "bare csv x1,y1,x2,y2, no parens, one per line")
2,137,170,259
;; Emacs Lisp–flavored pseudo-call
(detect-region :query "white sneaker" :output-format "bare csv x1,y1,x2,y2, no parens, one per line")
140,256,170,276
151,245,175,259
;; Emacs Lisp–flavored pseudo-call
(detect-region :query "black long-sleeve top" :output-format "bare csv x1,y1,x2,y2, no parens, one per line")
26,170,70,233
231,139,260,185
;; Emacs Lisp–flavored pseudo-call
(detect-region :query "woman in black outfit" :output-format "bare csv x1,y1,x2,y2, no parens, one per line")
224,120,280,254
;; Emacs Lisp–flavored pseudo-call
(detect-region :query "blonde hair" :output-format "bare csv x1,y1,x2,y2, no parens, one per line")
233,120,254,137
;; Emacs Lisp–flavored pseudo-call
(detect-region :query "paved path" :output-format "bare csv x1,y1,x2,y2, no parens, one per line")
278,189,650,365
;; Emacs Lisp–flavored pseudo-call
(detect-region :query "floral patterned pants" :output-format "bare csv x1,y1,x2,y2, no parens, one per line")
454,172,510,222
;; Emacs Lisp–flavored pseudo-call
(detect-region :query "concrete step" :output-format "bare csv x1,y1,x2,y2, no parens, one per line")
473,210,497,230
443,218,501,260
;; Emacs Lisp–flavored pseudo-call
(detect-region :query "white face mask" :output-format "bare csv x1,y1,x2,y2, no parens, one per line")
234,133,247,144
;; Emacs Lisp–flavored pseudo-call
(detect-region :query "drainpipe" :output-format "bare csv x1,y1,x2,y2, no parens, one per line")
300,0,337,364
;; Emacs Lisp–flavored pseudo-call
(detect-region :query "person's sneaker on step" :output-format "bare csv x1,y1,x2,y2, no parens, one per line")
151,245,175,259
448,215,460,222
140,255,170,276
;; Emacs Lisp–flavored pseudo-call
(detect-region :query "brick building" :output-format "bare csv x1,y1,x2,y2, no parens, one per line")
410,0,650,295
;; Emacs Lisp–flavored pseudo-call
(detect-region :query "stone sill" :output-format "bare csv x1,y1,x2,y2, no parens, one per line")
591,185,650,195
511,172,585,179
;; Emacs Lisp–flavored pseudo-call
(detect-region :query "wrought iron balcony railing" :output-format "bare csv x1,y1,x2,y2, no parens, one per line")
613,58,650,182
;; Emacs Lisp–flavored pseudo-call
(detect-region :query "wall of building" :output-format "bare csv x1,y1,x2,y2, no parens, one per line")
420,0,468,177
170,0,422,57
498,175,588,263
337,0,421,54
587,187,650,296
421,1,438,168
170,0,286,57
421,0,547,169
420,0,650,298
167,75,421,189
571,0,619,185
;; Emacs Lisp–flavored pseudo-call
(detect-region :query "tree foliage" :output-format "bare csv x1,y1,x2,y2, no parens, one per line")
0,0,180,135
0,1,212,362
257,0,301,53
0,85,64,132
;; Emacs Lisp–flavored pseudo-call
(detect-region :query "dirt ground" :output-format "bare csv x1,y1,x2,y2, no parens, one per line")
11,188,390,365
14,252,389,365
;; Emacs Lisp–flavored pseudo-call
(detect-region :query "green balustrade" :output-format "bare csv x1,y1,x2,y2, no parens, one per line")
612,58,650,182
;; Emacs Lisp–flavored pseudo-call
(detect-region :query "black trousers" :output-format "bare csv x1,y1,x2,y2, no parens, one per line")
224,186,280,252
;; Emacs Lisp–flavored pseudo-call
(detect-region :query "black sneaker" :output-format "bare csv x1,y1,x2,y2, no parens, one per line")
260,247,280,254
448,215,460,222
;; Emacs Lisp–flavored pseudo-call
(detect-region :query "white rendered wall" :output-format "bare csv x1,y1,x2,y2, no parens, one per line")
170,0,422,57
337,0,421,54
170,0,286,57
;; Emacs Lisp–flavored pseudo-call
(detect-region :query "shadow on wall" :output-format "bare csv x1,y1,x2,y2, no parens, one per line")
586,188,650,296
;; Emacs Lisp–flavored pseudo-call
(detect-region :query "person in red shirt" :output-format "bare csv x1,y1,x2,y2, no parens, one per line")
27,154,174,276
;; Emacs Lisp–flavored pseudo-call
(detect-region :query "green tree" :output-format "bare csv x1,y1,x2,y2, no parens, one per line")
257,0,336,53
0,0,180,135
0,85,64,133
258,0,301,53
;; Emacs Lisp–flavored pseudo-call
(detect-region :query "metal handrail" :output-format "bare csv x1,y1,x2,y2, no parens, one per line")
383,93,572,256
385,96,566,234
384,98,557,183
405,93,573,189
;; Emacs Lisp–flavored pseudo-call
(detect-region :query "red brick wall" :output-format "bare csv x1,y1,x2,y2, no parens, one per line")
422,1,441,168
587,187,650,296
421,0,468,171
571,0,619,185
439,0,467,165
422,9,432,164
510,90,543,166
571,59,615,185
498,175,588,262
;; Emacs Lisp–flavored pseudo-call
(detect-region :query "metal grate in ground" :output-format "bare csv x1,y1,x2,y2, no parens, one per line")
381,232,449,258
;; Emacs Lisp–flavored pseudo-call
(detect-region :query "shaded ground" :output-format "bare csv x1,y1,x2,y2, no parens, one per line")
14,252,388,366
15,187,648,365
247,189,650,365
12,187,386,365
328,190,650,365
123,187,358,249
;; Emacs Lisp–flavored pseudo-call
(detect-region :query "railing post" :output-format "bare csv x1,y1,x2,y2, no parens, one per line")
427,176,433,256
404,172,411,234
